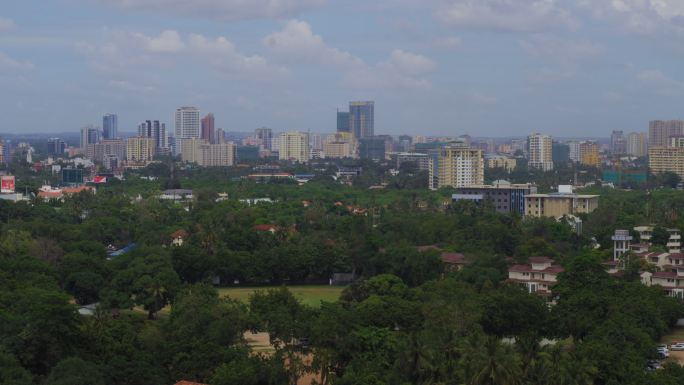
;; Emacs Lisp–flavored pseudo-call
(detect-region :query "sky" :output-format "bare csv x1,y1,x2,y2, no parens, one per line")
1,0,684,137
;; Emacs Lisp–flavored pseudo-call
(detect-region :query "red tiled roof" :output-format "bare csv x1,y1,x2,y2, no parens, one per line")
441,252,467,265
653,271,678,279
416,245,441,252
171,230,188,238
667,254,684,260
254,224,278,232
509,264,564,274
528,256,554,264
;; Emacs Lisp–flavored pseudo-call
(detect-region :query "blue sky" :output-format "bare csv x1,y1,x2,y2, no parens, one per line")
1,0,684,137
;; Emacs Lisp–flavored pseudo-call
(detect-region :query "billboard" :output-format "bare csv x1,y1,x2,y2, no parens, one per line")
93,176,107,184
1,175,15,193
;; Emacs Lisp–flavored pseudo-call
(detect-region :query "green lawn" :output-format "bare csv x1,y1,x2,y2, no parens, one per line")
218,285,345,308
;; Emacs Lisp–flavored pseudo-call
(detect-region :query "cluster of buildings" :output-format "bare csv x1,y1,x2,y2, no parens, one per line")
508,225,684,304
49,109,237,171
452,182,598,229
648,120,684,178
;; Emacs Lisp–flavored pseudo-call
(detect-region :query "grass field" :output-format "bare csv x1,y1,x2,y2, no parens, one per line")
219,285,344,308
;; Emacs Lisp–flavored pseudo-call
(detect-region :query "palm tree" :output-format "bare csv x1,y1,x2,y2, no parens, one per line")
463,335,522,385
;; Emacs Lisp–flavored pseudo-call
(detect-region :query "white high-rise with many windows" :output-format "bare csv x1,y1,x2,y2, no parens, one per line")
175,107,200,139
279,132,310,163
527,133,554,171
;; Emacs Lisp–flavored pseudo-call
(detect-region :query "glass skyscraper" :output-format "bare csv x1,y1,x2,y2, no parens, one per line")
103,113,118,139
349,101,374,139
337,110,350,133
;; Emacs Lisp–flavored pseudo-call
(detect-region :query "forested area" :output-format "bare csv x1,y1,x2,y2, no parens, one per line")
3,165,684,384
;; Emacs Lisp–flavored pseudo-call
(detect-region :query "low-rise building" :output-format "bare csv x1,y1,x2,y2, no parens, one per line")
485,154,517,172
508,257,563,301
453,180,537,214
524,186,599,218
651,267,684,300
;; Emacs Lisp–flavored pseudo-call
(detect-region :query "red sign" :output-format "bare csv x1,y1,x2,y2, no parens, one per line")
93,176,107,184
1,175,15,193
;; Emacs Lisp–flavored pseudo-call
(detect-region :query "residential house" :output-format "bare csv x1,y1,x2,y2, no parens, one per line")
508,257,564,302
170,230,188,247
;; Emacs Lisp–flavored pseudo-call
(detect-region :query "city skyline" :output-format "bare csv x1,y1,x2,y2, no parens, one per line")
2,1,684,135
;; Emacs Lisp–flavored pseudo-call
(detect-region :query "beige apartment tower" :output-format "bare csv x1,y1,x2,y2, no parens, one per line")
126,137,156,162
649,120,684,148
279,132,310,163
432,143,484,189
649,146,684,179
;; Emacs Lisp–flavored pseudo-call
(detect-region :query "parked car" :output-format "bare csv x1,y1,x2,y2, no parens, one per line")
670,342,684,351
657,344,669,351
647,360,662,370
657,348,669,358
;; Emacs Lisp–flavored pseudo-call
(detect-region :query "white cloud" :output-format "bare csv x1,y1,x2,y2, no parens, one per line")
133,30,185,53
264,20,437,90
77,29,283,77
84,0,325,21
636,69,684,94
0,17,14,30
578,0,684,35
0,52,34,70
433,36,463,50
519,35,602,63
263,20,363,68
344,50,437,90
436,0,577,32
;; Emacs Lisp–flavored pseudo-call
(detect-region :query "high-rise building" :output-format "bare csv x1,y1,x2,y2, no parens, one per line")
94,139,125,163
349,101,374,139
311,134,323,151
527,133,553,171
201,113,215,144
552,142,570,163
627,132,648,157
175,107,201,139
359,137,387,160
1,140,10,164
649,120,684,148
279,132,310,163
103,113,118,139
430,142,484,190
47,138,67,156
216,128,226,144
197,142,236,167
579,141,600,167
567,141,580,162
610,130,626,155
80,125,100,159
177,137,203,163
126,137,156,162
138,120,167,152
649,146,684,178
337,110,350,133
255,127,273,151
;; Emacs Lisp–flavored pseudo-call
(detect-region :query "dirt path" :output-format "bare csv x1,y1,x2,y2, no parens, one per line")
243,331,322,385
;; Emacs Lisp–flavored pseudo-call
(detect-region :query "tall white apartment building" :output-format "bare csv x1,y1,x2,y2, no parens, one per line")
279,132,310,163
175,107,201,139
528,133,554,171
